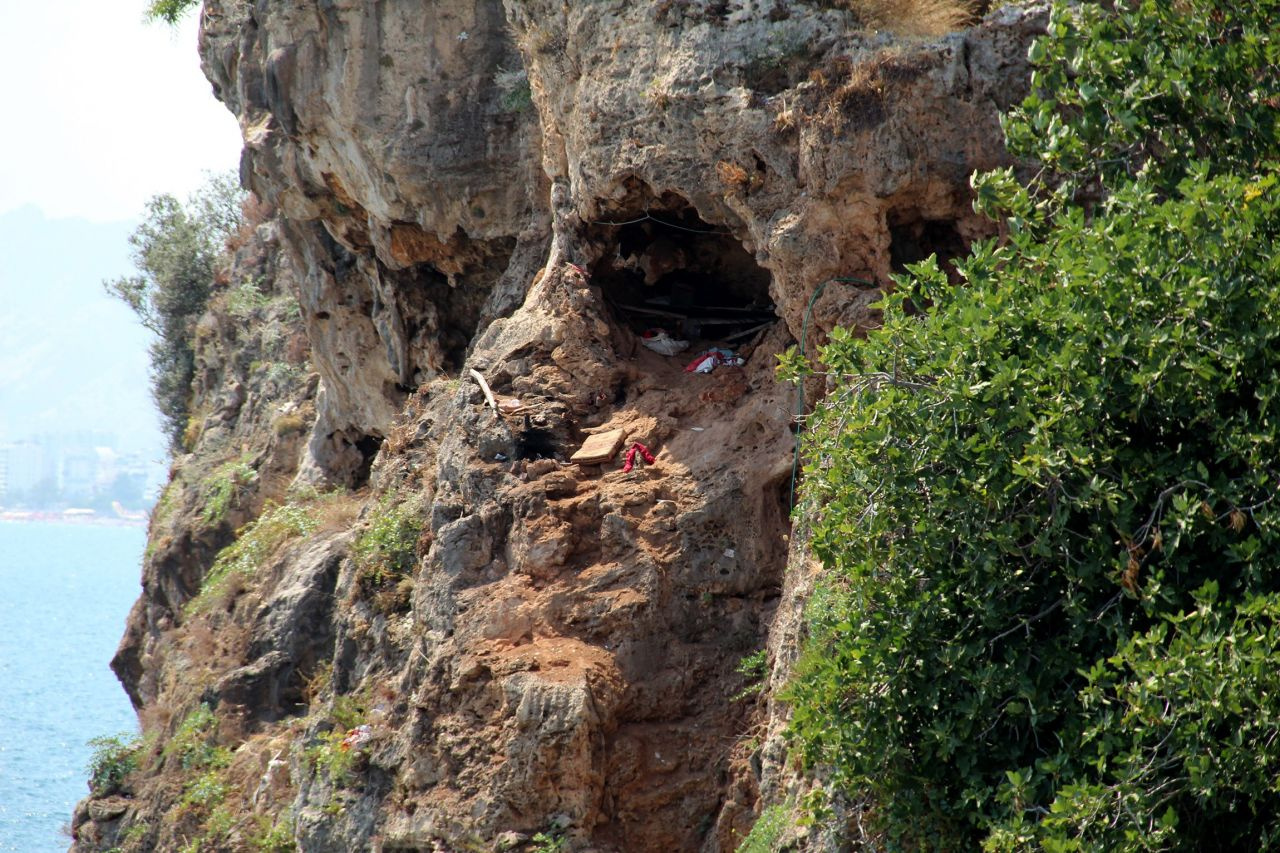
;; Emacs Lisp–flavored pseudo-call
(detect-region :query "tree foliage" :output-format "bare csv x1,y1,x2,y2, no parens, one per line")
1005,0,1278,196
87,733,141,794
106,172,244,450
145,0,200,26
784,1,1280,849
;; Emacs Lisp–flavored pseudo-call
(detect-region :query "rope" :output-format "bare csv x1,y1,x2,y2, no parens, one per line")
586,211,729,235
788,276,877,511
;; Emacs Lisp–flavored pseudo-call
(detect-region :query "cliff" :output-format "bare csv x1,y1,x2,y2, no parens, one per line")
72,2,1043,850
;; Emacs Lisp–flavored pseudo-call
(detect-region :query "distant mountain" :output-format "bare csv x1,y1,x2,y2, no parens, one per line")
0,205,165,459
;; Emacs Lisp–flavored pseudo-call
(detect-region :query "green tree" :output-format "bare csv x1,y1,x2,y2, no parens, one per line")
106,172,244,450
784,1,1280,849
146,0,200,26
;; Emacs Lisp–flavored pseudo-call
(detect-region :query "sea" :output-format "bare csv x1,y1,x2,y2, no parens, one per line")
0,522,142,852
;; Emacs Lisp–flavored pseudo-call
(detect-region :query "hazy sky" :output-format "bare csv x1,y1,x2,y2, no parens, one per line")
0,2,243,222
0,2,245,460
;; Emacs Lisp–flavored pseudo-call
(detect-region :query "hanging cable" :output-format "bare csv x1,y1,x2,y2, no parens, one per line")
586,211,730,235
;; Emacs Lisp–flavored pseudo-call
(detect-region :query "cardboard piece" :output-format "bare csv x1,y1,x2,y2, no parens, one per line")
570,428,625,465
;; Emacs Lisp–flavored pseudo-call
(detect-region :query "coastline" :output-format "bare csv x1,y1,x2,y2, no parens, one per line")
0,511,147,529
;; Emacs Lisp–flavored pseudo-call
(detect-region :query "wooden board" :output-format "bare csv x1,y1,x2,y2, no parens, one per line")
570,428,625,465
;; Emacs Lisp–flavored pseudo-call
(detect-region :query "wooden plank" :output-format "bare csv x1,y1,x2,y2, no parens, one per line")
615,302,774,323
724,321,773,341
468,369,497,410
570,428,625,465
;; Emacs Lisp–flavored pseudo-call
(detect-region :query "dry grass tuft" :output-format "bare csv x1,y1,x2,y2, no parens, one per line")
717,159,765,194
225,193,274,254
836,0,977,37
716,159,751,189
311,489,363,532
773,103,798,133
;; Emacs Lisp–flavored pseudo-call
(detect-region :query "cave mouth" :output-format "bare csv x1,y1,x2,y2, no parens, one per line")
587,197,775,347
377,231,516,383
515,420,559,461
384,258,496,379
888,212,967,284
348,433,384,488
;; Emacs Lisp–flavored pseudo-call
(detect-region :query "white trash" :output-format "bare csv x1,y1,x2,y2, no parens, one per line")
640,329,690,356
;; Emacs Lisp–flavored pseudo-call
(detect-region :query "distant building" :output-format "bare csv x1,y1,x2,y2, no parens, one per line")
1,441,45,499
61,448,98,503
93,447,118,491
0,434,156,510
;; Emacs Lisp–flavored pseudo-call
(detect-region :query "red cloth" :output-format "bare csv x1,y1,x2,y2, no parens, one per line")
622,442,656,473
685,352,722,373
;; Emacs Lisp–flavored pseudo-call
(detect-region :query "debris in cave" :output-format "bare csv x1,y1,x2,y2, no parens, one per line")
586,202,777,350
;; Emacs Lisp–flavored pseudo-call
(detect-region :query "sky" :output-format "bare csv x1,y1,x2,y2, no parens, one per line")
0,1,243,222
0,1,245,466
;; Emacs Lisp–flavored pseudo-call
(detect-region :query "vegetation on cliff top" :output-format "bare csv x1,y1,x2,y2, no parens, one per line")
786,0,1280,848
145,0,199,26
105,172,245,450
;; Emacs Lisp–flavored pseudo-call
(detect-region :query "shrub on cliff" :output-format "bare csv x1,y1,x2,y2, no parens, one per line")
785,0,1280,849
145,0,199,26
352,493,425,613
106,172,244,450
187,501,318,614
87,733,141,794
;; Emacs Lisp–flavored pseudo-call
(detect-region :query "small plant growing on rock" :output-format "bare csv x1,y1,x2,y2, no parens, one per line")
224,277,272,319
166,706,239,851
179,801,237,853
272,412,307,437
531,825,569,853
202,456,257,525
736,801,791,853
180,768,230,811
646,77,672,110
305,689,372,788
146,0,199,25
353,493,425,612
188,501,319,614
305,730,361,788
495,68,533,113
772,101,798,134
716,159,751,190
147,477,185,543
87,733,141,794
734,648,769,700
119,821,151,849
716,159,764,194
247,814,297,852
165,704,227,772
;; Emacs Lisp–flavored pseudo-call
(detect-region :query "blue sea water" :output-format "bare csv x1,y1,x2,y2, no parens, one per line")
0,523,142,852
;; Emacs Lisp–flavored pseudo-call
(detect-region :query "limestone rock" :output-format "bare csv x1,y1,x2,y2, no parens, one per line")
85,796,129,822
75,1,1045,851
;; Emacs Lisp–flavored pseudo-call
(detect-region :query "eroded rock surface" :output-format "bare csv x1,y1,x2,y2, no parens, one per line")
74,2,1043,851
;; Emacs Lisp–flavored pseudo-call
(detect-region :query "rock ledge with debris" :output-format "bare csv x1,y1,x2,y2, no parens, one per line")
72,2,1044,851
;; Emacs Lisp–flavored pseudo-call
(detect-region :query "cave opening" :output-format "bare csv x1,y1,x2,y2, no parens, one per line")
384,261,494,379
514,417,559,461
888,212,967,285
586,195,775,349
351,433,384,488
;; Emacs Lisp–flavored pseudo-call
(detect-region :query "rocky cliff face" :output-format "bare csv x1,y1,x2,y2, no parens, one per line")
73,2,1042,850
